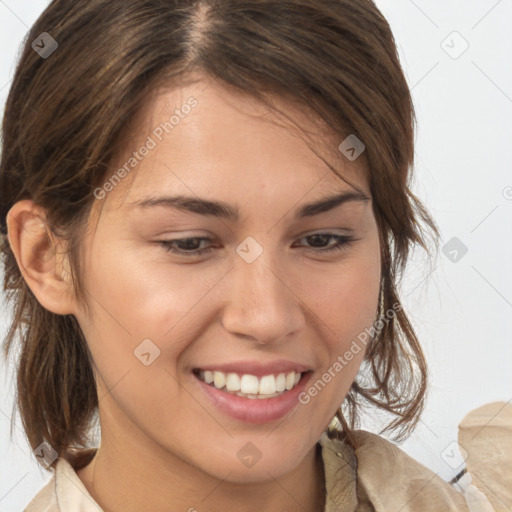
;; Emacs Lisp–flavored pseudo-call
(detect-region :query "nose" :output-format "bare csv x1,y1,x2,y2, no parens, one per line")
220,245,305,345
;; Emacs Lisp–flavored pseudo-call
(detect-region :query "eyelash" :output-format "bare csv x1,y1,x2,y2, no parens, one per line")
157,233,357,257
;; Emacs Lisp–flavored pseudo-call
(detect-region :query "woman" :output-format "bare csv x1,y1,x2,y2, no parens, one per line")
1,1,508,511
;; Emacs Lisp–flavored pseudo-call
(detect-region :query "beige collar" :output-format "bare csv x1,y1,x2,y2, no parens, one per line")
318,430,469,511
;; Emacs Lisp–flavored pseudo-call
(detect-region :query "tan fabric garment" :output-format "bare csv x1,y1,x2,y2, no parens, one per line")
457,401,512,512
319,430,468,511
23,401,511,512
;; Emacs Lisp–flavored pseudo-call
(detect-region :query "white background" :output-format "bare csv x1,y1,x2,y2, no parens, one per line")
1,1,511,510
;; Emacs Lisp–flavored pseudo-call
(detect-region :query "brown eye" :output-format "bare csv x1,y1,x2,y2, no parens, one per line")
294,233,357,253
158,237,214,256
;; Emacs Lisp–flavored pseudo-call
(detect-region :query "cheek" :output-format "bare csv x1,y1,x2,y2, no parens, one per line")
298,242,381,396
76,244,227,409
296,259,379,420
303,252,380,344
82,241,222,339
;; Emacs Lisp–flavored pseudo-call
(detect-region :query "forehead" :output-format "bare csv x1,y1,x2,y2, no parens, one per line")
96,74,370,215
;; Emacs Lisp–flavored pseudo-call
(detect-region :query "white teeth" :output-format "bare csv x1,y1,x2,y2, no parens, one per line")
276,373,286,392
225,373,241,392
213,371,225,389
240,374,259,394
285,372,295,390
197,369,304,398
258,374,276,395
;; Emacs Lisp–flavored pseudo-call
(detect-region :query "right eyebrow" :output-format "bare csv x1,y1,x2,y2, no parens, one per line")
131,195,238,220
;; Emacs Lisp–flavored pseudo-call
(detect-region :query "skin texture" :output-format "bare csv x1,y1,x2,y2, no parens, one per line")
7,73,381,512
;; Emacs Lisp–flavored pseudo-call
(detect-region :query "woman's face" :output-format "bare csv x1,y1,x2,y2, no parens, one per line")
73,74,381,482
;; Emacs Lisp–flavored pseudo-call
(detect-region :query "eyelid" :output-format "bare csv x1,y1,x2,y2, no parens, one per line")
156,230,358,257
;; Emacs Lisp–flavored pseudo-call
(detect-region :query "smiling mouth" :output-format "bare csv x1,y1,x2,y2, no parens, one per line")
192,368,311,399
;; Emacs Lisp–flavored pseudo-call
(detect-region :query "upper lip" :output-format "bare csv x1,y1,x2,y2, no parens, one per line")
194,359,312,377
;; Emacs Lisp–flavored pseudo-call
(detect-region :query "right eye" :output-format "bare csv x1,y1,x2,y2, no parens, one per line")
157,237,216,257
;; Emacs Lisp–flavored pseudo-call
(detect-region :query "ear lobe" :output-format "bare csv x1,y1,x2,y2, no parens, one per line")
6,199,77,315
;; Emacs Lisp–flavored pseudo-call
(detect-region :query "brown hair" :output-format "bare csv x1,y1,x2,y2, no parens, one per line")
1,0,439,471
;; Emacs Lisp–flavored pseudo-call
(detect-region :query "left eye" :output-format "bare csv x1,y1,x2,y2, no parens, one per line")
293,233,357,253
157,233,357,257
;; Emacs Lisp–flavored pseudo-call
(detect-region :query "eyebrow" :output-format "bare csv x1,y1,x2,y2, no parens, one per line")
130,190,370,220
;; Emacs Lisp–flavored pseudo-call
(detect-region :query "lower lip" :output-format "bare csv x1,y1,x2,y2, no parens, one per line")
192,371,313,424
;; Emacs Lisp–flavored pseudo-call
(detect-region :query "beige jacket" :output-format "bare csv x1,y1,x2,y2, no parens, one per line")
23,401,512,512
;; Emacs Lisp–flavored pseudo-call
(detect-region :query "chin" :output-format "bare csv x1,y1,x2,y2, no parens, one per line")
196,438,310,483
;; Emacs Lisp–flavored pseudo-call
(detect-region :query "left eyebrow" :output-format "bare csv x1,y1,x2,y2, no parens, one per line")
129,190,370,221
296,191,371,218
